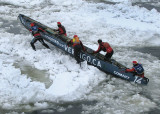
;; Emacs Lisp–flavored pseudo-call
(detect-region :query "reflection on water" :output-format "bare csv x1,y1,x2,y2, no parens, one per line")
13,60,52,88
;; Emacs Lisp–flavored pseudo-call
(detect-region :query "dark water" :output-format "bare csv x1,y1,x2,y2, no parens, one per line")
86,0,116,4
134,47,160,59
132,2,160,12
13,60,52,88
25,101,97,114
87,0,160,12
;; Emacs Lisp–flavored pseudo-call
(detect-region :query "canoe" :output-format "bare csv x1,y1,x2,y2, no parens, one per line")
18,14,149,85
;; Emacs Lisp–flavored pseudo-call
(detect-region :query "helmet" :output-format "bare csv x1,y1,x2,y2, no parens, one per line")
74,35,78,38
30,23,35,27
98,39,102,43
133,61,138,65
57,22,61,25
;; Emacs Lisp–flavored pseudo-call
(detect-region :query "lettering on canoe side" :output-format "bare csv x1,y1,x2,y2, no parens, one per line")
43,34,102,68
114,71,130,79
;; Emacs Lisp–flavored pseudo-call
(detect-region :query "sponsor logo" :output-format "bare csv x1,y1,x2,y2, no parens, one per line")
114,71,129,79
43,34,102,68
79,53,102,68
43,34,66,48
64,47,102,68
65,45,74,54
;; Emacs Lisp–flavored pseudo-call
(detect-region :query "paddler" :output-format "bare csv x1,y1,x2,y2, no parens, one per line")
125,61,145,78
67,35,86,64
30,23,50,51
56,22,67,36
92,39,114,60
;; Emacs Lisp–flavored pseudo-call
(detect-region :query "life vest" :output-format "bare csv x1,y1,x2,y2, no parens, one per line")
133,64,144,75
31,26,38,33
31,26,41,37
72,37,80,47
101,42,113,53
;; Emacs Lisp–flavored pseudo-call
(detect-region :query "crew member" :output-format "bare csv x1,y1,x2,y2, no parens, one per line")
56,22,67,36
67,35,85,64
125,61,144,78
30,23,50,51
93,39,113,60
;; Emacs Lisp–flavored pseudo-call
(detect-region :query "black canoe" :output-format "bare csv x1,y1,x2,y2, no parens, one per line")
18,14,149,85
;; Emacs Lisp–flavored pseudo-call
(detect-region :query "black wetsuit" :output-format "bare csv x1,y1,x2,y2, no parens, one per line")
30,26,50,51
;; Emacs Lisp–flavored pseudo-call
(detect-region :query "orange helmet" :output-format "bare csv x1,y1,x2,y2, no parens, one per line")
133,61,138,65
30,23,35,27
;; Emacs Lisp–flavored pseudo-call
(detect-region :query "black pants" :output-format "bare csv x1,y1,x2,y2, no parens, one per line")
74,45,82,64
30,36,50,51
105,50,114,60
